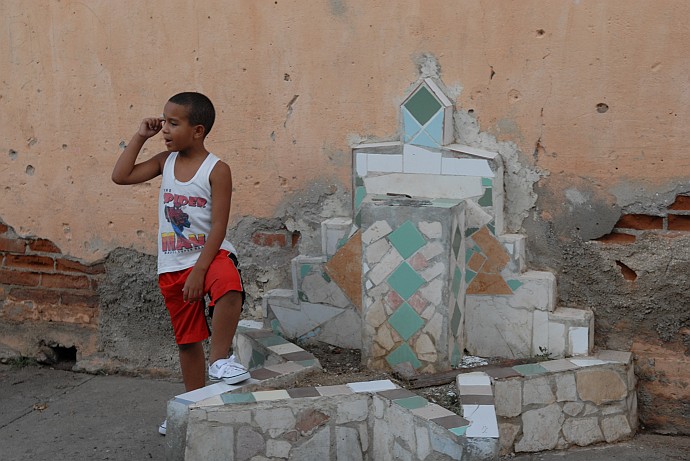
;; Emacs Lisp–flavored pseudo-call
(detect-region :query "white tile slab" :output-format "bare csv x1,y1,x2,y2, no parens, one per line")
456,372,491,386
253,390,291,401
441,157,494,177
364,173,482,200
569,327,590,355
569,358,607,367
462,404,499,438
347,379,398,393
367,154,403,173
356,152,368,177
446,144,498,160
403,144,442,174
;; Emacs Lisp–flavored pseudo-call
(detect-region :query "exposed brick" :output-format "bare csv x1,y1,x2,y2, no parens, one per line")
4,254,55,272
594,233,636,244
251,231,288,247
55,258,105,275
668,215,690,231
615,261,637,281
0,300,39,322
668,195,690,211
27,238,62,254
0,269,41,287
39,304,96,324
40,273,90,290
9,287,61,304
0,237,27,254
61,292,100,308
0,223,8,234
615,214,663,230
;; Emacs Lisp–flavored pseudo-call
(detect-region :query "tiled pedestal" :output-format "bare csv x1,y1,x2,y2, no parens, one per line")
360,196,466,373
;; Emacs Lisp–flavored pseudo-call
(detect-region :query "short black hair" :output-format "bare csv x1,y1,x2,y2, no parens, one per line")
168,92,215,136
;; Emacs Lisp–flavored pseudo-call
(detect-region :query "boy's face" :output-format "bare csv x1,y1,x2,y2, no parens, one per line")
162,102,202,152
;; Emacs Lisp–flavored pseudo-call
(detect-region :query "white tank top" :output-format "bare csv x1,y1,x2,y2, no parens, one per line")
157,152,237,274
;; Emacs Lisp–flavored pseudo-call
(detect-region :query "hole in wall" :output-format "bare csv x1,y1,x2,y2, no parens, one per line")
38,341,77,369
536,29,546,37
596,103,609,113
615,261,637,281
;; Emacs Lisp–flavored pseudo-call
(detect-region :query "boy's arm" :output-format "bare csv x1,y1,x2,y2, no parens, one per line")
182,160,233,301
112,117,168,185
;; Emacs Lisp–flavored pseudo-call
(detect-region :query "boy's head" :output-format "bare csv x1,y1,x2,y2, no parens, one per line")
168,92,215,137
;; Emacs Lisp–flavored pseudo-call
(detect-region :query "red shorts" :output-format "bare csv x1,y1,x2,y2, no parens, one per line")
158,250,244,345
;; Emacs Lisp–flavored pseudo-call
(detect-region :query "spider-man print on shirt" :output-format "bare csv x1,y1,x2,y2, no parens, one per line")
161,192,208,253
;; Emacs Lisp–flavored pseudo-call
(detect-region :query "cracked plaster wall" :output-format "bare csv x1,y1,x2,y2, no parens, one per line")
2,1,690,433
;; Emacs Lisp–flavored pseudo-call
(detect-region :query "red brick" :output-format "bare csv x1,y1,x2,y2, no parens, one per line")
251,231,288,247
27,238,62,254
594,233,636,244
55,258,105,275
615,261,637,281
9,287,61,304
0,269,41,286
668,215,690,231
4,254,54,272
61,292,100,308
0,237,27,254
0,300,39,322
0,223,8,234
40,273,90,290
615,214,663,230
668,195,690,211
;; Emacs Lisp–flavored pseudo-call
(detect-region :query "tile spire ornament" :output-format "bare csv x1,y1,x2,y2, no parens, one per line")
401,78,454,148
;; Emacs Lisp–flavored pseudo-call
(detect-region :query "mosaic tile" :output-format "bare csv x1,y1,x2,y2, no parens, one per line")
298,290,309,302
424,111,444,145
281,351,317,362
463,404,499,438
221,393,256,404
403,144,442,174
403,107,421,142
452,267,463,298
242,329,275,339
467,252,487,272
387,262,425,300
355,153,367,177
408,292,429,313
287,387,321,398
249,350,266,369
386,342,422,369
267,342,305,355
250,368,282,380
432,414,471,430
347,379,397,393
377,388,418,400
388,302,424,341
368,153,403,173
507,279,523,291
385,290,404,310
512,363,549,376
387,221,427,259
482,177,493,187
451,343,462,367
256,335,289,347
539,359,579,373
483,367,522,379
569,358,607,367
466,273,512,295
409,252,429,271
355,175,365,187
465,269,476,284
296,359,319,367
404,84,442,125
394,396,429,410
264,362,306,374
355,186,366,211
458,385,493,396
471,227,509,273
316,385,353,396
253,389,291,402
595,350,632,364
452,226,463,259
460,394,495,405
451,302,462,335
457,372,491,386
300,264,313,279
450,426,468,436
411,403,456,420
411,129,439,149
465,227,479,238
478,188,493,206
324,230,362,310
569,327,590,355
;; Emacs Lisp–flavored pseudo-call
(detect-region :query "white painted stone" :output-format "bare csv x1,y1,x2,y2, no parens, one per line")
523,376,555,406
415,426,431,460
499,422,521,456
465,199,494,229
601,414,633,443
373,396,386,418
415,334,438,362
364,173,483,200
375,324,395,350
291,426,331,460
421,261,446,282
365,300,387,328
532,310,549,356
336,426,364,461
601,401,628,416
465,295,533,358
372,418,394,460
337,397,369,423
403,144,442,174
563,401,584,416
365,238,391,265
419,220,443,239
429,430,463,459
419,241,444,260
184,414,235,461
389,407,417,447
362,220,393,245
266,439,292,458
547,321,566,358
493,379,522,417
317,309,362,350
254,407,296,434
555,373,577,402
562,417,604,446
420,303,436,320
393,441,414,461
419,278,443,306
236,426,266,461
358,422,369,452
463,404,499,438
510,271,556,312
368,249,404,285
422,313,443,340
569,327,590,356
515,404,564,452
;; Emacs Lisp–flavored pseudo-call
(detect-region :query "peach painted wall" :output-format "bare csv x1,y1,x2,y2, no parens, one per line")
1,0,688,261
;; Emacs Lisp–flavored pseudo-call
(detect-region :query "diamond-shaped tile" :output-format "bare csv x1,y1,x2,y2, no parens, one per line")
388,221,427,259
404,85,442,125
388,302,425,340
386,342,422,369
388,262,425,300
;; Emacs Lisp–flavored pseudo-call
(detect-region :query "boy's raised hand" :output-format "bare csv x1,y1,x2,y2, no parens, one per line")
138,117,164,139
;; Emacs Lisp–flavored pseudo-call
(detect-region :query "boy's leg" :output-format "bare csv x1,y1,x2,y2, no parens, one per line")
178,341,206,391
208,290,243,364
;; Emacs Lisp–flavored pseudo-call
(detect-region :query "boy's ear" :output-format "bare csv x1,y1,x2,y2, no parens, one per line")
193,124,206,139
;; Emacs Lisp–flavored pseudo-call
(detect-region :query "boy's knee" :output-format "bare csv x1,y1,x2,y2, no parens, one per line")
178,341,202,351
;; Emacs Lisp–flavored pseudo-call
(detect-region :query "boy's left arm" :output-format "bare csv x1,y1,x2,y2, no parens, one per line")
182,161,233,302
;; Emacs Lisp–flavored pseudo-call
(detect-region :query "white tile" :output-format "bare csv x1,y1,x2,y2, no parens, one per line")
367,154,403,173
267,342,305,355
547,321,566,357
569,358,607,367
441,157,494,177
403,144,442,174
356,153,368,177
253,390,291,401
362,220,393,245
347,379,398,393
456,372,491,386
532,310,549,355
364,173,483,200
446,144,498,160
462,404,499,438
569,327,590,356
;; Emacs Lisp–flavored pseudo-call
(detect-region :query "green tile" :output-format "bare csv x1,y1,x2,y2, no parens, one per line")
478,187,493,206
393,395,428,410
249,349,266,369
465,269,476,284
513,363,549,376
452,226,463,259
386,342,422,369
388,302,424,340
404,85,442,126
451,343,462,367
355,186,367,211
451,302,462,335
465,227,479,238
296,359,319,367
388,262,425,300
507,279,523,291
488,221,495,235
452,267,463,298
257,334,289,347
465,248,476,264
450,426,468,436
322,271,331,283
387,221,426,259
355,175,364,187
481,177,493,187
298,290,309,302
300,264,312,279
221,392,256,404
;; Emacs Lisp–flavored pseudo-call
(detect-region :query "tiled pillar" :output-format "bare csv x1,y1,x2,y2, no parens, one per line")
360,196,465,374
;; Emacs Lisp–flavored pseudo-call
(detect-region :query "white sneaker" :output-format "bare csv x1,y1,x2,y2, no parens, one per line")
158,419,167,436
208,355,250,384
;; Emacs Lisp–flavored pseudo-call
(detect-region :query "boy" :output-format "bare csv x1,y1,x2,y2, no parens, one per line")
112,92,249,435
